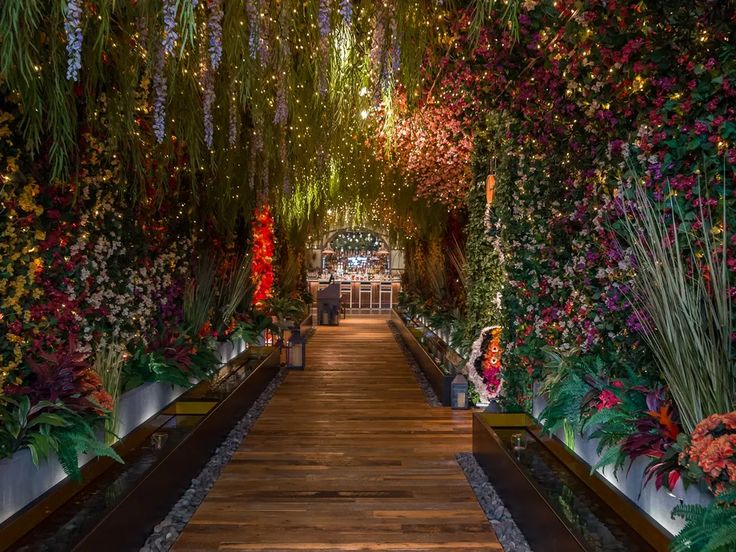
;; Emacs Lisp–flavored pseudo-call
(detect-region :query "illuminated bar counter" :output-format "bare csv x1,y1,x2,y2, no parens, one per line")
307,277,401,313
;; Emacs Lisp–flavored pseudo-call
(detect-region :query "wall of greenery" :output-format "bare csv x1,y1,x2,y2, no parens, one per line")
463,130,506,346
417,1,736,546
0,0,451,235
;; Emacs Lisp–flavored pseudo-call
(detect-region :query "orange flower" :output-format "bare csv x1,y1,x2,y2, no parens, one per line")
686,413,736,495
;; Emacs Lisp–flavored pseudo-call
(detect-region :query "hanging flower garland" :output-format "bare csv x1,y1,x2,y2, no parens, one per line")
207,0,224,71
251,205,275,304
246,0,259,60
161,0,178,56
339,0,352,27
152,46,168,143
202,66,215,149
465,326,503,405
63,0,83,82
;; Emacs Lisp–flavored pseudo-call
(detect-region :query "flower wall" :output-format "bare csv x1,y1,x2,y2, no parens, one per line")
449,0,736,409
389,1,736,541
0,104,258,473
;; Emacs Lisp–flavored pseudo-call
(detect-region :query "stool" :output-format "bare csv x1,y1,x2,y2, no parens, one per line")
358,283,372,313
379,282,393,312
370,282,382,313
340,282,352,313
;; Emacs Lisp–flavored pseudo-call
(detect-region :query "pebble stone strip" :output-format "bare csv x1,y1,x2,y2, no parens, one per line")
457,452,534,552
139,368,289,552
386,320,442,407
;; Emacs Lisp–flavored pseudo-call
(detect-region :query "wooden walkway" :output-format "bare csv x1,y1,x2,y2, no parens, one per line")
174,317,500,551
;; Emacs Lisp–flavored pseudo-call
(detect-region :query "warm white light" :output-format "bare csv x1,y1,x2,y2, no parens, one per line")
360,110,369,119
359,86,368,97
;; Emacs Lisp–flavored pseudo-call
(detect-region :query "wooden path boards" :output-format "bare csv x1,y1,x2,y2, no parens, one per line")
174,317,501,552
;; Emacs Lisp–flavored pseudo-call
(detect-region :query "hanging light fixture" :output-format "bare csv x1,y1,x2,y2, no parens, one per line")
322,243,335,255
376,243,389,256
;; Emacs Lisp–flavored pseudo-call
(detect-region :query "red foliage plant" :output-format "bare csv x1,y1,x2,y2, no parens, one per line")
4,337,112,415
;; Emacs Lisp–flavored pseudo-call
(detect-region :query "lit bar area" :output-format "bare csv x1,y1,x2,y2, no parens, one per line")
307,229,402,317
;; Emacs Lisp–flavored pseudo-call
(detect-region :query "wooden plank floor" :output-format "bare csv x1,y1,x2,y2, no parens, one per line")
174,316,501,552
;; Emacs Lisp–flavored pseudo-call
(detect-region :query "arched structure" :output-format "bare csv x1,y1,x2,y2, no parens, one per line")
306,226,405,276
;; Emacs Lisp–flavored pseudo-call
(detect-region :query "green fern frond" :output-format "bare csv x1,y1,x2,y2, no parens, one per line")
671,496,736,552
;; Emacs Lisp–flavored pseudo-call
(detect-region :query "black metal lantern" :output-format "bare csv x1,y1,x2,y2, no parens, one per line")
451,374,469,409
286,326,306,370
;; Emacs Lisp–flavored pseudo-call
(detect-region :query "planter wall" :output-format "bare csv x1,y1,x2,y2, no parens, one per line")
0,380,189,525
214,337,247,366
531,388,712,536
74,347,281,552
391,309,452,405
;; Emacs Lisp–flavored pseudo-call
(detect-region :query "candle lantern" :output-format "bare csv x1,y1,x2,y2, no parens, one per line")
286,326,306,370
451,374,469,410
486,173,496,205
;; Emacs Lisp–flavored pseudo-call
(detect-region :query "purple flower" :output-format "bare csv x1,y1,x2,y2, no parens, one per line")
203,68,215,149
258,36,270,67
626,310,647,334
64,0,83,81
253,115,264,152
391,43,401,76
208,0,224,70
273,81,288,126
319,0,331,38
339,0,352,26
246,0,259,59
229,99,238,147
153,47,168,143
162,0,178,56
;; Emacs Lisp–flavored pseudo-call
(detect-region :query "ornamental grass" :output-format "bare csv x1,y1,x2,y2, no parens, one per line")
617,178,735,433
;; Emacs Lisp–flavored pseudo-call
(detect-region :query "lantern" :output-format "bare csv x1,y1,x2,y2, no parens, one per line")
451,374,469,409
485,173,496,205
285,326,306,370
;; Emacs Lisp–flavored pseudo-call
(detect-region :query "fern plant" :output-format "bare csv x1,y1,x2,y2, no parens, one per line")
0,395,122,478
671,489,736,552
54,415,123,480
537,346,594,448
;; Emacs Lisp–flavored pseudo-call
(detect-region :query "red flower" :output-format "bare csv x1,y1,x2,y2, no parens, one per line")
596,389,621,410
251,205,275,304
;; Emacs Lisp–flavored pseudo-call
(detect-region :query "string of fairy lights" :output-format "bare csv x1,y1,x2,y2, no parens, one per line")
1,0,459,241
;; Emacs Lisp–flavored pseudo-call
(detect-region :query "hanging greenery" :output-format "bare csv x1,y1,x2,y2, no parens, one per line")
0,0,456,239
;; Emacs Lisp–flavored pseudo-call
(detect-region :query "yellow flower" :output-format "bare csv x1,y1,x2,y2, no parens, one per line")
30,257,43,274
18,182,40,213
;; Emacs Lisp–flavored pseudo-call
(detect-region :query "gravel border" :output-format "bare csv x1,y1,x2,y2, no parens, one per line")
139,368,288,552
386,320,442,407
457,452,533,552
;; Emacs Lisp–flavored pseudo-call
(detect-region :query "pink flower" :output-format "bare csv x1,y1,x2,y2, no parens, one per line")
597,389,621,411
